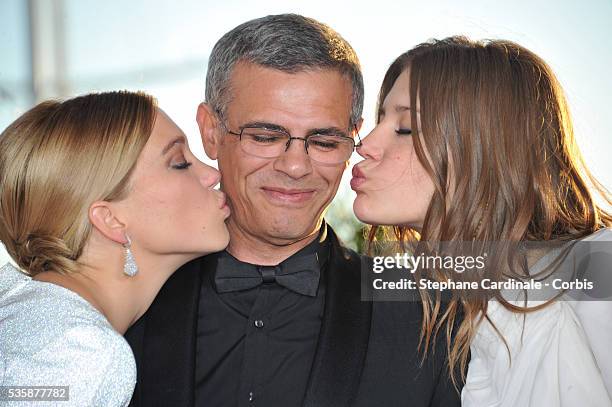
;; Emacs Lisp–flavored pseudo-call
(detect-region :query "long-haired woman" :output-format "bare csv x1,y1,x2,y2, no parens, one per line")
352,37,612,406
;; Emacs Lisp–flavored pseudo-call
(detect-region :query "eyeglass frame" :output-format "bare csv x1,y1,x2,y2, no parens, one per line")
215,112,363,165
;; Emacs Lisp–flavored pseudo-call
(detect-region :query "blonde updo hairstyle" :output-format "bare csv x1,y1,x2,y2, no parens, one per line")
0,91,157,276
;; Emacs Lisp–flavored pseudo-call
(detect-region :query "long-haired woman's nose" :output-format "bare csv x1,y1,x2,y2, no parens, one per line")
356,131,382,160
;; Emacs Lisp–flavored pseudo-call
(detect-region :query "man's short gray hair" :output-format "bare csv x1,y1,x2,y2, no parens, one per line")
205,14,364,127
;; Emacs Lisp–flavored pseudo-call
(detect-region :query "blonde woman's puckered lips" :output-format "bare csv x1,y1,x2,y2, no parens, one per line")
216,191,231,217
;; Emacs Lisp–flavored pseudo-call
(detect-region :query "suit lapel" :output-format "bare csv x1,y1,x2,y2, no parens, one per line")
139,255,216,407
303,230,373,407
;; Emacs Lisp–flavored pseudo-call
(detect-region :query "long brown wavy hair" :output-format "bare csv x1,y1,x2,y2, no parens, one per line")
368,36,612,387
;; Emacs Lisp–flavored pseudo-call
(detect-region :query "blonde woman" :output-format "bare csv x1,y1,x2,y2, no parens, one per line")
351,37,612,406
0,91,230,406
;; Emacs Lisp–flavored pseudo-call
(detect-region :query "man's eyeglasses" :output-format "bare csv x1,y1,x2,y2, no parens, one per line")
217,119,362,165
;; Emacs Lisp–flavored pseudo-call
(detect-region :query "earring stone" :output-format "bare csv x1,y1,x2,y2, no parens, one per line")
123,235,138,277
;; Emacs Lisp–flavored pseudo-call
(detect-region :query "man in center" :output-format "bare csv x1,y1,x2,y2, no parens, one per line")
126,14,461,407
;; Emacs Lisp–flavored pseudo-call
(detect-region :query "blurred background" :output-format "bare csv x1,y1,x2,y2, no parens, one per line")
1,0,611,264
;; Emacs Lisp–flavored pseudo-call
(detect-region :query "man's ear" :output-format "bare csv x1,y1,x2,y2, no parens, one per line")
196,102,221,160
89,201,128,245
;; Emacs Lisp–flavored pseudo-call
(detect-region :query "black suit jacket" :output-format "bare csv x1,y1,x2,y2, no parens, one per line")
125,228,461,406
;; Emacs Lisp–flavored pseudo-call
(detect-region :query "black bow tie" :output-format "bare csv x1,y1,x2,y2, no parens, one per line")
214,253,321,297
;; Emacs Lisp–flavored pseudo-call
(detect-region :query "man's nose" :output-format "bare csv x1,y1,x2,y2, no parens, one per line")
272,138,313,179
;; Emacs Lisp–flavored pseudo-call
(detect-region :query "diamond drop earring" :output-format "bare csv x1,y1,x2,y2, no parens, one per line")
123,235,138,277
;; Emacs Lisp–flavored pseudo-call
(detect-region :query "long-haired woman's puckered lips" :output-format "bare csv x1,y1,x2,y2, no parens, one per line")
350,165,366,191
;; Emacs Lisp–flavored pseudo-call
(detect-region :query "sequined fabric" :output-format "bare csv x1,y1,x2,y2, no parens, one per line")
0,263,136,406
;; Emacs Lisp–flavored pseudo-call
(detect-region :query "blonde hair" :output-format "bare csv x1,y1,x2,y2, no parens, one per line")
0,91,157,276
369,36,612,388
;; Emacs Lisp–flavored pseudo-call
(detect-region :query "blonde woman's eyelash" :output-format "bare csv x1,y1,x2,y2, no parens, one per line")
171,161,192,170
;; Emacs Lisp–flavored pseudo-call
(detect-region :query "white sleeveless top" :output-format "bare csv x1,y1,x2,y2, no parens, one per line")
462,229,612,406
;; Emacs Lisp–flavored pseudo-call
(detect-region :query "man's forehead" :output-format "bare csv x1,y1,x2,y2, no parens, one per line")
224,63,353,128
227,61,351,96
